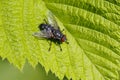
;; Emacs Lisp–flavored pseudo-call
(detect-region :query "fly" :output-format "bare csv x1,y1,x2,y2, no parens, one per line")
33,11,69,51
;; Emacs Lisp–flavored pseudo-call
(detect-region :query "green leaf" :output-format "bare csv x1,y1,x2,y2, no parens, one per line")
1,0,120,80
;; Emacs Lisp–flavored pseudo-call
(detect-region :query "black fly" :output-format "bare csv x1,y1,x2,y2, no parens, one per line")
33,11,68,51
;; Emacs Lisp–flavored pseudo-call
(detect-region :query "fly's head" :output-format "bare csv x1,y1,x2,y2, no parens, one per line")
61,35,69,44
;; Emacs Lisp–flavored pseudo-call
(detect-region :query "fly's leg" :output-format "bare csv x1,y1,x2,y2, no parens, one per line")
55,42,62,51
59,44,62,51
48,41,52,51
44,19,48,24
61,29,64,32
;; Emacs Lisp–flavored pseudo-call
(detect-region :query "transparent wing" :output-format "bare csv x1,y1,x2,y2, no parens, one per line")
47,11,60,30
32,30,51,39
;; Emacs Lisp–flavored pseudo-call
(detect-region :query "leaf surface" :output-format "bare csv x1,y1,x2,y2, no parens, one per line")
0,0,120,80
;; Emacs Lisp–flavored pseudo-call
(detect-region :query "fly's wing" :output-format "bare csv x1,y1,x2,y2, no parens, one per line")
33,30,51,39
47,11,60,30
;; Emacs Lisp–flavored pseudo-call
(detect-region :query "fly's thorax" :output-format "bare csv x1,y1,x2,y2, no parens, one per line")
52,29,64,40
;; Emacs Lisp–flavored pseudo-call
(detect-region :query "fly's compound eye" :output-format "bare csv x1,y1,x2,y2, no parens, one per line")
61,35,69,44
61,35,66,42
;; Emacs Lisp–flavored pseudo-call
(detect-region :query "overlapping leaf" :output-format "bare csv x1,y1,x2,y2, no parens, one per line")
0,0,120,80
